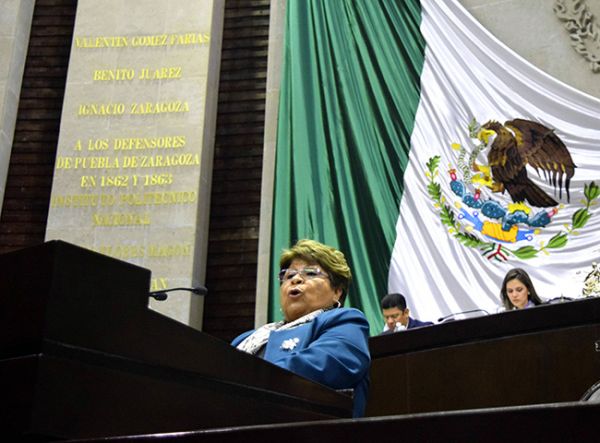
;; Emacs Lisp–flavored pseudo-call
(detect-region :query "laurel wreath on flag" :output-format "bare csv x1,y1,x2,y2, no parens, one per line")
582,262,600,297
426,154,600,261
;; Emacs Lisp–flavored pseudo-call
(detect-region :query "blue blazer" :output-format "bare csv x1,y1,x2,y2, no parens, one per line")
232,308,371,417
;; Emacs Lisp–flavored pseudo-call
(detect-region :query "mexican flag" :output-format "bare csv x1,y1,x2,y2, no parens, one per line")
269,0,600,336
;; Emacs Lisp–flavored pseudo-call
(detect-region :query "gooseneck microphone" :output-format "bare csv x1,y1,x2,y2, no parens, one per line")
149,286,208,301
437,308,489,323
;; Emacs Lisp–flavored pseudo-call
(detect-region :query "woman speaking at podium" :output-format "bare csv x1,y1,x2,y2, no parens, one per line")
232,239,371,417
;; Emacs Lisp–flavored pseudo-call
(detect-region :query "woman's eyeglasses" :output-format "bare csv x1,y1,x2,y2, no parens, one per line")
278,266,329,283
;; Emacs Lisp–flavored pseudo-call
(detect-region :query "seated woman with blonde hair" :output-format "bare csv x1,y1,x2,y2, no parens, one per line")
500,267,544,310
232,239,370,417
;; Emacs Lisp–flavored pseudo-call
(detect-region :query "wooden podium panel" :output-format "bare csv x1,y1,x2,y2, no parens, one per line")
367,298,600,416
0,241,352,441
62,401,600,442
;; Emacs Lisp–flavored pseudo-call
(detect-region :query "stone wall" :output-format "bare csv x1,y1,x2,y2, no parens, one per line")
459,0,599,98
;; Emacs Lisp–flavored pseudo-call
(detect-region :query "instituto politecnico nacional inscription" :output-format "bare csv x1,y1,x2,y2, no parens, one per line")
45,0,225,329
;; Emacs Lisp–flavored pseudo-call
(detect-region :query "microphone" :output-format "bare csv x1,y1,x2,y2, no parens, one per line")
437,308,489,323
149,286,208,301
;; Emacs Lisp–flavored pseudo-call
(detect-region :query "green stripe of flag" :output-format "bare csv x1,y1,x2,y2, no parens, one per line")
270,0,426,336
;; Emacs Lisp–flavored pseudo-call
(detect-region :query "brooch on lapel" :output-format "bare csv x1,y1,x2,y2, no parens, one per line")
281,337,300,351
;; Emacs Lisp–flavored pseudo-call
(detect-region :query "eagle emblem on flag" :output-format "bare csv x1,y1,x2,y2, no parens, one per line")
426,118,599,262
476,118,576,208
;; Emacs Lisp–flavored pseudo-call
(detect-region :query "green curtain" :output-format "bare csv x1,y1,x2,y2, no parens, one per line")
270,0,426,336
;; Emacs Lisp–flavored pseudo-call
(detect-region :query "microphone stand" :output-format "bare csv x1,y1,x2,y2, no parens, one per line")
437,308,489,323
149,286,208,301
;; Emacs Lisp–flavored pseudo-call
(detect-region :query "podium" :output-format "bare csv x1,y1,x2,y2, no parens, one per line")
0,241,352,441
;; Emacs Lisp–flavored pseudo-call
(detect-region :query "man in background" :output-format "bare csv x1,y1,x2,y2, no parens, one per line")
380,293,433,334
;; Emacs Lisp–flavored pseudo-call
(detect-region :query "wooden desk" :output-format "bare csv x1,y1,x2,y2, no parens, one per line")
367,297,600,416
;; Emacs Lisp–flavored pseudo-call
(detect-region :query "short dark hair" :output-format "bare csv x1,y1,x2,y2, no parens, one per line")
279,239,352,304
381,293,407,310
